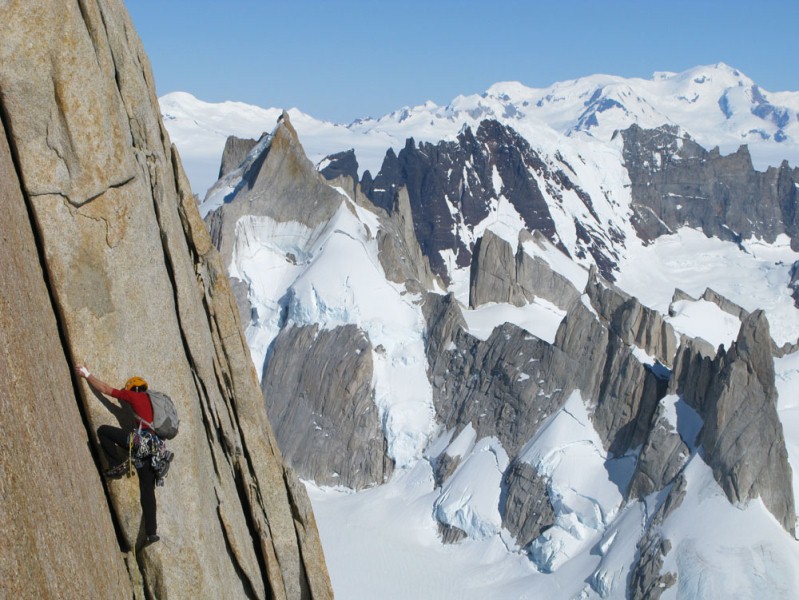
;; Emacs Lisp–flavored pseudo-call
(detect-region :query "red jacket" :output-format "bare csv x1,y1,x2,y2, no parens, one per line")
112,388,154,430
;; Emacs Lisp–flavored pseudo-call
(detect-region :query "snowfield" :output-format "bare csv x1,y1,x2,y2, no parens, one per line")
615,229,799,347
308,377,799,600
299,226,799,600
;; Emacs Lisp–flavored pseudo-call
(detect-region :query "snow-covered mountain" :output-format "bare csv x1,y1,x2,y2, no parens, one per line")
166,65,799,599
163,63,799,199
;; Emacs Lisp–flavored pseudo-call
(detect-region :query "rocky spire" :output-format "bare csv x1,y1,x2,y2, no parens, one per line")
468,228,582,310
699,310,796,533
261,323,393,490
219,135,259,179
206,110,345,266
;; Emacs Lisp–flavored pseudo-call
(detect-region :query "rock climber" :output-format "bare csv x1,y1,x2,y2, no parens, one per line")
74,364,173,546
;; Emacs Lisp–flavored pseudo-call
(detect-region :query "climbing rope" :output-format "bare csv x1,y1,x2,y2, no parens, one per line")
128,432,141,590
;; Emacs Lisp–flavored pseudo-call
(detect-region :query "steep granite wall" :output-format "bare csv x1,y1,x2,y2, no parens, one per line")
262,324,393,489
622,123,799,247
219,135,259,179
358,120,621,281
0,1,331,598
469,229,581,310
699,311,796,533
0,98,133,600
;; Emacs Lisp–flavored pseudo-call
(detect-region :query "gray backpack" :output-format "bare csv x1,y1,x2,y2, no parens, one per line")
142,390,180,439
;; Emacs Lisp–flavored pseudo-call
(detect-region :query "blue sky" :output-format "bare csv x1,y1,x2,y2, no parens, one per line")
127,0,797,124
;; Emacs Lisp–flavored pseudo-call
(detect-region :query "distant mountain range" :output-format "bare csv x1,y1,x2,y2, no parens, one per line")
162,63,799,198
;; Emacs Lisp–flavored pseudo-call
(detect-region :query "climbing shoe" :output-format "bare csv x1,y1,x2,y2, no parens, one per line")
158,450,174,479
104,461,130,479
155,450,175,487
136,534,160,551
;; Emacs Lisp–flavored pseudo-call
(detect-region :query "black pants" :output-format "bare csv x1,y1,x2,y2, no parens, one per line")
97,424,158,536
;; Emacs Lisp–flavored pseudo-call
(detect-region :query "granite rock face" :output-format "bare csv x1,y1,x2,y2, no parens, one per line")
627,476,686,600
585,267,677,366
261,324,392,490
0,96,133,600
469,230,523,307
359,120,621,281
670,309,796,533
469,229,582,310
550,271,673,456
668,335,718,411
206,113,345,269
627,405,690,500
622,123,799,247
500,461,557,548
319,148,359,185
700,287,749,320
698,310,796,533
219,135,259,179
377,186,439,292
422,293,571,541
515,230,584,311
589,335,664,457
422,272,675,546
0,1,332,598
552,292,612,397
424,293,577,458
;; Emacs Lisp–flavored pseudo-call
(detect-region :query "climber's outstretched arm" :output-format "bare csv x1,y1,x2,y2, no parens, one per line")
74,364,114,397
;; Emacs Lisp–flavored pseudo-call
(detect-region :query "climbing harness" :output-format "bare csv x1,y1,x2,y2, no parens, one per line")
129,426,173,486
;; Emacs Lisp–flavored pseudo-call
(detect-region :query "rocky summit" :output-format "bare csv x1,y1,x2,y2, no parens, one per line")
0,2,331,598
353,120,622,281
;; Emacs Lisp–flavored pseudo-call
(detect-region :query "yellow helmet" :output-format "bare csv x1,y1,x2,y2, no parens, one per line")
124,376,148,391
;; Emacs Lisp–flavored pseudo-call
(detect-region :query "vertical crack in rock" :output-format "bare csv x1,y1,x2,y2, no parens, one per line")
282,468,322,600
0,98,132,551
1,0,333,597
100,2,296,589
151,142,282,596
0,87,133,597
218,481,268,599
